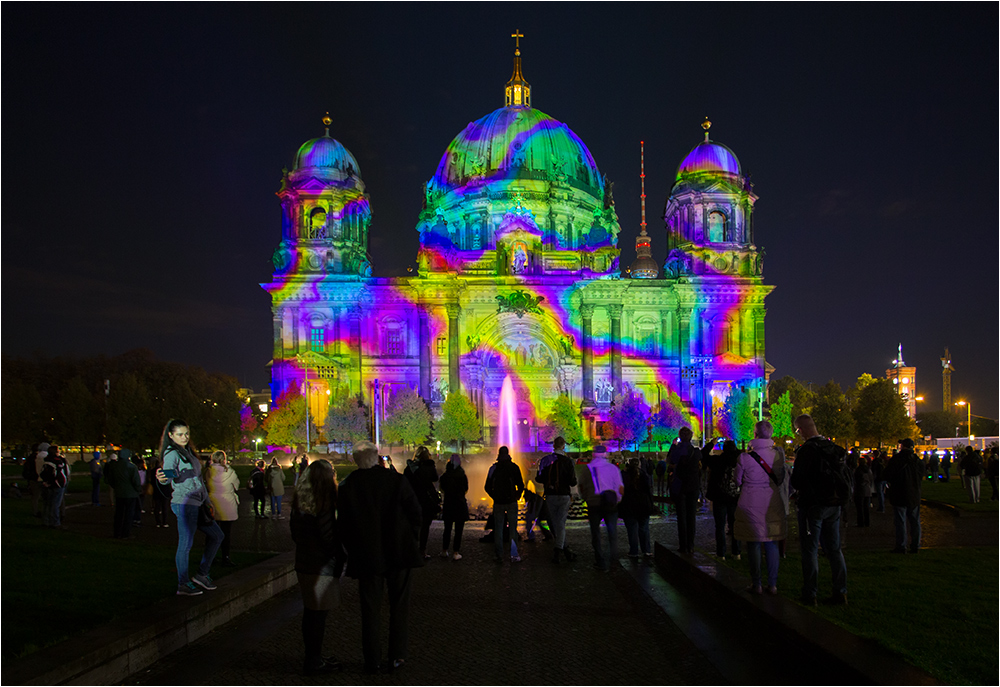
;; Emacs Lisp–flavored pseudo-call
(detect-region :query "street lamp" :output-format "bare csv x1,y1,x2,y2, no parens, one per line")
254,437,261,458
955,401,972,442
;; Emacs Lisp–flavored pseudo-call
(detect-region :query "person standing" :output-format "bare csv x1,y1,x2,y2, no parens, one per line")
407,446,440,559
734,421,787,595
871,450,887,512
156,419,224,596
290,459,346,675
959,446,983,503
105,449,141,539
89,450,104,506
667,428,702,555
438,454,469,560
619,458,655,559
338,441,422,674
485,446,525,564
22,442,45,517
537,436,578,563
206,451,240,566
39,444,69,528
705,439,742,560
248,459,268,519
853,456,874,528
883,438,923,553
578,445,624,571
927,451,940,483
266,457,286,519
940,450,952,482
988,447,999,501
789,414,848,606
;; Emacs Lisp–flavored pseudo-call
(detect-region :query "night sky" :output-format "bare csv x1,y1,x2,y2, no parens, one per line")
4,4,997,419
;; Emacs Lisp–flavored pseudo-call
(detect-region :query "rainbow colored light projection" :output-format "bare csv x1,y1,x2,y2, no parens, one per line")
263,52,771,451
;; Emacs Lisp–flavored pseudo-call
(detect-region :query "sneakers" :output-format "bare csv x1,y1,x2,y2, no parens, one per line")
192,574,217,591
452,552,462,561
732,554,741,560
440,550,451,558
766,586,779,596
511,555,522,563
745,584,763,595
177,581,203,596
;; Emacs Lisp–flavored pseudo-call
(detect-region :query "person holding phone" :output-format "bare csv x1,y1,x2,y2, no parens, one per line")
156,419,224,596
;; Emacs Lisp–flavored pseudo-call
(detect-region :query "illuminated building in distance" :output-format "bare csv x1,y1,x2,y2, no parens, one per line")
886,344,918,418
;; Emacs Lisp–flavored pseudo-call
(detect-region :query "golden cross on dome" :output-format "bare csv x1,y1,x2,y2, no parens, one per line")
512,29,524,55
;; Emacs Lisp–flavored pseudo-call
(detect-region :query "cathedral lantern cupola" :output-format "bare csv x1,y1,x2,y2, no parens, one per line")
662,118,761,279
504,30,531,108
272,113,373,277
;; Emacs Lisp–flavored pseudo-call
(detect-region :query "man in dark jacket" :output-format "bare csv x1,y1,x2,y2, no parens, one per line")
537,436,578,563
789,414,848,607
339,441,422,674
883,438,923,553
486,446,525,564
667,428,701,555
105,449,142,539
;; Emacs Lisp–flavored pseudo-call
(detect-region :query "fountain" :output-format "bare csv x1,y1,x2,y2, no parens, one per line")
460,374,534,514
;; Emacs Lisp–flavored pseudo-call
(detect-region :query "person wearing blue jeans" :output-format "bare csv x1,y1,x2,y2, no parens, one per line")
172,502,224,587
790,415,848,606
747,540,780,590
485,446,524,564
797,505,847,602
42,486,66,527
157,419,224,596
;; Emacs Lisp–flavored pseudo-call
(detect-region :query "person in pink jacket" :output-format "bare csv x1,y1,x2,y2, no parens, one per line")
733,421,788,595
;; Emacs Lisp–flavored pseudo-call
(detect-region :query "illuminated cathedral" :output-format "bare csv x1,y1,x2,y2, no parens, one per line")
262,38,773,448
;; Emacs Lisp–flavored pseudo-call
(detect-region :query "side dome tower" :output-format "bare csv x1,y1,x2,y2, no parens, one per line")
662,118,762,280
272,114,373,278
416,35,620,278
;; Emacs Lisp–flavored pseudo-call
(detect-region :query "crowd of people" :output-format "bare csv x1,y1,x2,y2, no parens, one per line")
12,418,1000,675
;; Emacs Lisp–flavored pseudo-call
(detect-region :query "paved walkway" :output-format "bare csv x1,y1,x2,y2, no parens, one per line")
35,483,997,685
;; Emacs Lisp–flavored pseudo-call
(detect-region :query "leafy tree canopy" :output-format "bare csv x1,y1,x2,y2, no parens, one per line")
768,375,814,418
263,387,314,450
543,394,586,449
915,410,959,440
718,386,756,445
852,378,917,447
435,393,480,452
382,387,432,449
323,394,370,447
769,390,794,441
812,380,856,445
610,388,651,449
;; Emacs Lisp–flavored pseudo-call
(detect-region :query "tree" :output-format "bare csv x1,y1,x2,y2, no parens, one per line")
381,387,432,450
609,389,651,450
915,410,959,440
718,386,756,446
2,380,47,445
434,392,480,454
543,394,586,449
55,376,102,456
323,394,370,450
768,375,814,417
769,390,795,442
811,380,856,445
650,398,686,449
107,372,158,450
262,387,314,450
240,403,258,447
852,378,917,448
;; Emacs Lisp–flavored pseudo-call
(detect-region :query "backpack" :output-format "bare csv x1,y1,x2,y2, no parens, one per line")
816,441,851,506
543,454,563,491
721,464,741,500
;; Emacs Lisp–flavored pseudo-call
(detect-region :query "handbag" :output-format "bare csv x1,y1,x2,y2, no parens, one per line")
198,500,216,526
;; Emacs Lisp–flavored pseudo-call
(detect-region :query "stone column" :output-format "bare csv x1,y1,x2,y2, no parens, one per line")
608,304,623,394
419,309,431,400
580,303,595,406
678,309,691,402
446,303,460,396
349,306,363,395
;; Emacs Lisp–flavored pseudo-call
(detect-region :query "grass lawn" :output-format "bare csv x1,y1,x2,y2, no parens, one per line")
723,547,998,685
1,497,275,661
921,478,997,514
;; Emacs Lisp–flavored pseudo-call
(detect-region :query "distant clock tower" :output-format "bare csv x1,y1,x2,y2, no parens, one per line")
886,344,917,418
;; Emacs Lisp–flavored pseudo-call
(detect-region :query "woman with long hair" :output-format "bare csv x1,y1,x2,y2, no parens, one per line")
438,454,469,560
290,459,346,675
155,419,224,596
206,451,240,566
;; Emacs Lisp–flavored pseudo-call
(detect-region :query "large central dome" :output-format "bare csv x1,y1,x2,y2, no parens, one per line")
428,106,603,196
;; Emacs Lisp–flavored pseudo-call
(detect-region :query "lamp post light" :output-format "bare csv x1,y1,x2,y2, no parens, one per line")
254,437,261,459
955,401,972,442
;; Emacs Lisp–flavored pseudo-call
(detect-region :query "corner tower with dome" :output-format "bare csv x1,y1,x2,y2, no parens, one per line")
262,38,773,447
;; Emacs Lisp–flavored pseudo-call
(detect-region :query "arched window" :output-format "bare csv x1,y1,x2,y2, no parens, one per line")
708,211,727,243
308,207,327,239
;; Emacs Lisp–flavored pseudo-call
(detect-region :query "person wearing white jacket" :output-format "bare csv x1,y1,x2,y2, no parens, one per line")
206,451,240,566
